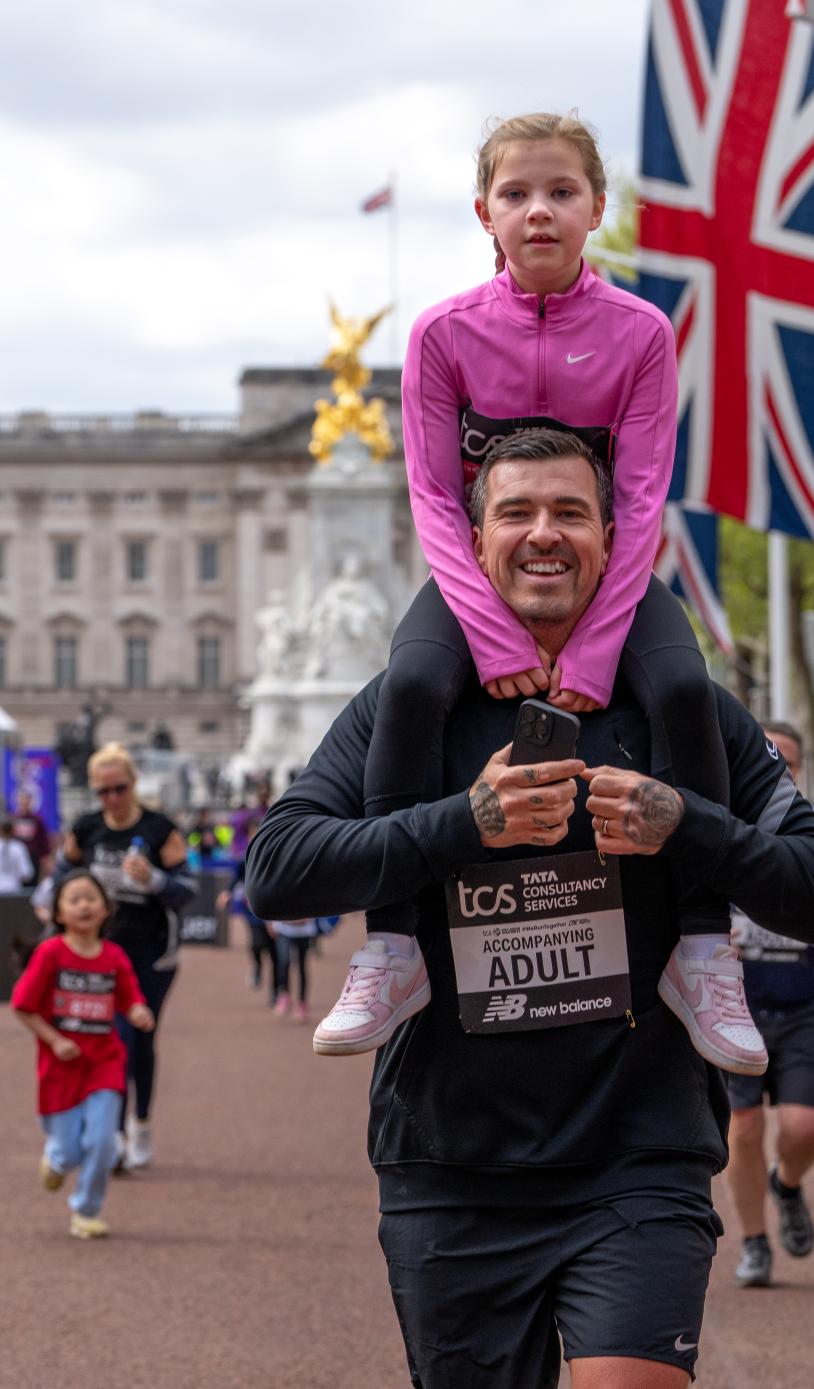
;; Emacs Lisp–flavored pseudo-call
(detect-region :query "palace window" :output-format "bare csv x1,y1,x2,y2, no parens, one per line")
198,540,219,583
54,636,77,689
126,540,148,582
55,540,76,583
197,635,221,689
125,636,150,689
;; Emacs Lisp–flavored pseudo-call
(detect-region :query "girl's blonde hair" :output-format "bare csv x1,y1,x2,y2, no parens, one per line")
87,741,137,784
476,111,607,201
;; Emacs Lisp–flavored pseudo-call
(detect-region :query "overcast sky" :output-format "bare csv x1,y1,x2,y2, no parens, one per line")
0,0,651,413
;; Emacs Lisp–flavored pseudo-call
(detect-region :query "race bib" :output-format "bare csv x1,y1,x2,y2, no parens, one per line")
445,851,631,1034
53,968,116,1035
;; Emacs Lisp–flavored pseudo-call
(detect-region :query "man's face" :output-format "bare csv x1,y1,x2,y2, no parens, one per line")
472,455,612,636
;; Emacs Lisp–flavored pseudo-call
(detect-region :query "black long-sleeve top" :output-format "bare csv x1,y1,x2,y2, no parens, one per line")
247,672,814,1209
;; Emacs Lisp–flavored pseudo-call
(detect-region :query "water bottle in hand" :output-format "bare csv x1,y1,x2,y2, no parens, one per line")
122,835,146,888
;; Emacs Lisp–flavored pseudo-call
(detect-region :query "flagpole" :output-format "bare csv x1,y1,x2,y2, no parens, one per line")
769,531,791,719
388,169,398,362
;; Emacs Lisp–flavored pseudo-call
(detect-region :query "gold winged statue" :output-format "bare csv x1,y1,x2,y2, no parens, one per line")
309,301,394,464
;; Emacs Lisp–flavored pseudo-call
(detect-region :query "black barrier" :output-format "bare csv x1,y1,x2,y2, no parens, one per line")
179,869,232,947
0,894,41,1003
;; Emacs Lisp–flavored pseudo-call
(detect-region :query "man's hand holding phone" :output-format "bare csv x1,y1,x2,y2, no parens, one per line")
468,701,584,850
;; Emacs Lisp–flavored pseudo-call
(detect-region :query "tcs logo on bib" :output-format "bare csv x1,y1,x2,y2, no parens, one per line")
457,882,517,918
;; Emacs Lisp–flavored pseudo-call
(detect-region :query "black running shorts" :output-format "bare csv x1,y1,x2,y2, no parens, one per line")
728,998,814,1110
378,1193,723,1388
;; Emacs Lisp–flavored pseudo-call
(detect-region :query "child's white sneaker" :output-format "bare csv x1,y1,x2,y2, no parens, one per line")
313,935,431,1056
70,1213,110,1239
126,1119,153,1169
39,1154,65,1191
658,942,768,1075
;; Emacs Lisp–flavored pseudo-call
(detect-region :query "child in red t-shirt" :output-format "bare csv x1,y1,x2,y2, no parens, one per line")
12,870,154,1239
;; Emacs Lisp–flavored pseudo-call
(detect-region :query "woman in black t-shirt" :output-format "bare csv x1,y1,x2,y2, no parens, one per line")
60,742,195,1169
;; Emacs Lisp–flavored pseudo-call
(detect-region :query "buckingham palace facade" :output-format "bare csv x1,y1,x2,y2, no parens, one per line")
0,368,423,775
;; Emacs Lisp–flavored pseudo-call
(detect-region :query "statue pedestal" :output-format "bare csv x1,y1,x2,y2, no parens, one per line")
236,677,368,785
233,434,409,789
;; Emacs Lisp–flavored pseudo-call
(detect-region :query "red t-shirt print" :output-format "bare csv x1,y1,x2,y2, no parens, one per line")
12,936,145,1115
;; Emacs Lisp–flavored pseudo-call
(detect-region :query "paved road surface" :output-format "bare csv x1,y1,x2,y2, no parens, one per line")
3,919,812,1388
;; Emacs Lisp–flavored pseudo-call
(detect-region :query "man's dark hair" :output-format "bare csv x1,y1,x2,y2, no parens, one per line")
468,428,614,530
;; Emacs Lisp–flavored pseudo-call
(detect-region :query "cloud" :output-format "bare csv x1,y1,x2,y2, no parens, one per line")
0,0,651,410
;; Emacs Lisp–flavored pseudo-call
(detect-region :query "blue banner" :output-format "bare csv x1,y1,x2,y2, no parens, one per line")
3,748,61,832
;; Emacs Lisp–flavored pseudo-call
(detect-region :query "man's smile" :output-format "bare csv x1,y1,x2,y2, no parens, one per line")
520,559,569,575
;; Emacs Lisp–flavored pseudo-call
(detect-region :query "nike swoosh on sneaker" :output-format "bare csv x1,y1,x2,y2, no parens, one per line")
675,1335,698,1352
682,977,705,1011
389,972,421,1007
566,351,596,364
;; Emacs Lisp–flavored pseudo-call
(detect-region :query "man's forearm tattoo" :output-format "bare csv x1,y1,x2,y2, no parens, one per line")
623,780,683,846
470,781,506,839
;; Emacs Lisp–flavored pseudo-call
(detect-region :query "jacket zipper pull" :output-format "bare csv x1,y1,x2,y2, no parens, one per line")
538,300,546,319
615,733,633,762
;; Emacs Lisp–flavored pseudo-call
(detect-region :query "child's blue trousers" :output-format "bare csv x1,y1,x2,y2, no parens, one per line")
41,1088,120,1216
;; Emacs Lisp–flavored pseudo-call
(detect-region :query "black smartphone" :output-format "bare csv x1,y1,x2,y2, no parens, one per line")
508,698,580,767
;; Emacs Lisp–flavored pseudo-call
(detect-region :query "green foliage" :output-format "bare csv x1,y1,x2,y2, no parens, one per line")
719,517,814,647
587,178,639,282
718,516,768,646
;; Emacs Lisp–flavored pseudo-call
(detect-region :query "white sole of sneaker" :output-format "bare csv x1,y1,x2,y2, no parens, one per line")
735,1269,772,1288
657,973,769,1076
313,980,432,1056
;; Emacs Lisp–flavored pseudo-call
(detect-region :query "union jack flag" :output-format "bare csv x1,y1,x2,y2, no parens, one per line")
654,503,734,653
359,186,393,214
638,0,814,538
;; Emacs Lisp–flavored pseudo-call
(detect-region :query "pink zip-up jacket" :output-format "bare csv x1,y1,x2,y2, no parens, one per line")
401,259,678,705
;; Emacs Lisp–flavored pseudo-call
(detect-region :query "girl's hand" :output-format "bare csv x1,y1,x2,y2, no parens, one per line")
546,664,602,713
484,665,550,701
129,1004,155,1032
52,1036,81,1061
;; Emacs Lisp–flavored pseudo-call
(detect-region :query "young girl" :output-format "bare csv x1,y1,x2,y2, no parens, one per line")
313,111,768,1078
12,871,154,1239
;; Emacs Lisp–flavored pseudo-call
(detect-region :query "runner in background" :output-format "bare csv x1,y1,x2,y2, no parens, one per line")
728,721,814,1287
271,918,319,1022
57,742,195,1170
11,790,53,885
12,871,154,1239
216,818,281,1005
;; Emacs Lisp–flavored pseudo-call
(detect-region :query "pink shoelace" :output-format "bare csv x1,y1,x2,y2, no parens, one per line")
710,973,753,1024
336,964,390,1012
